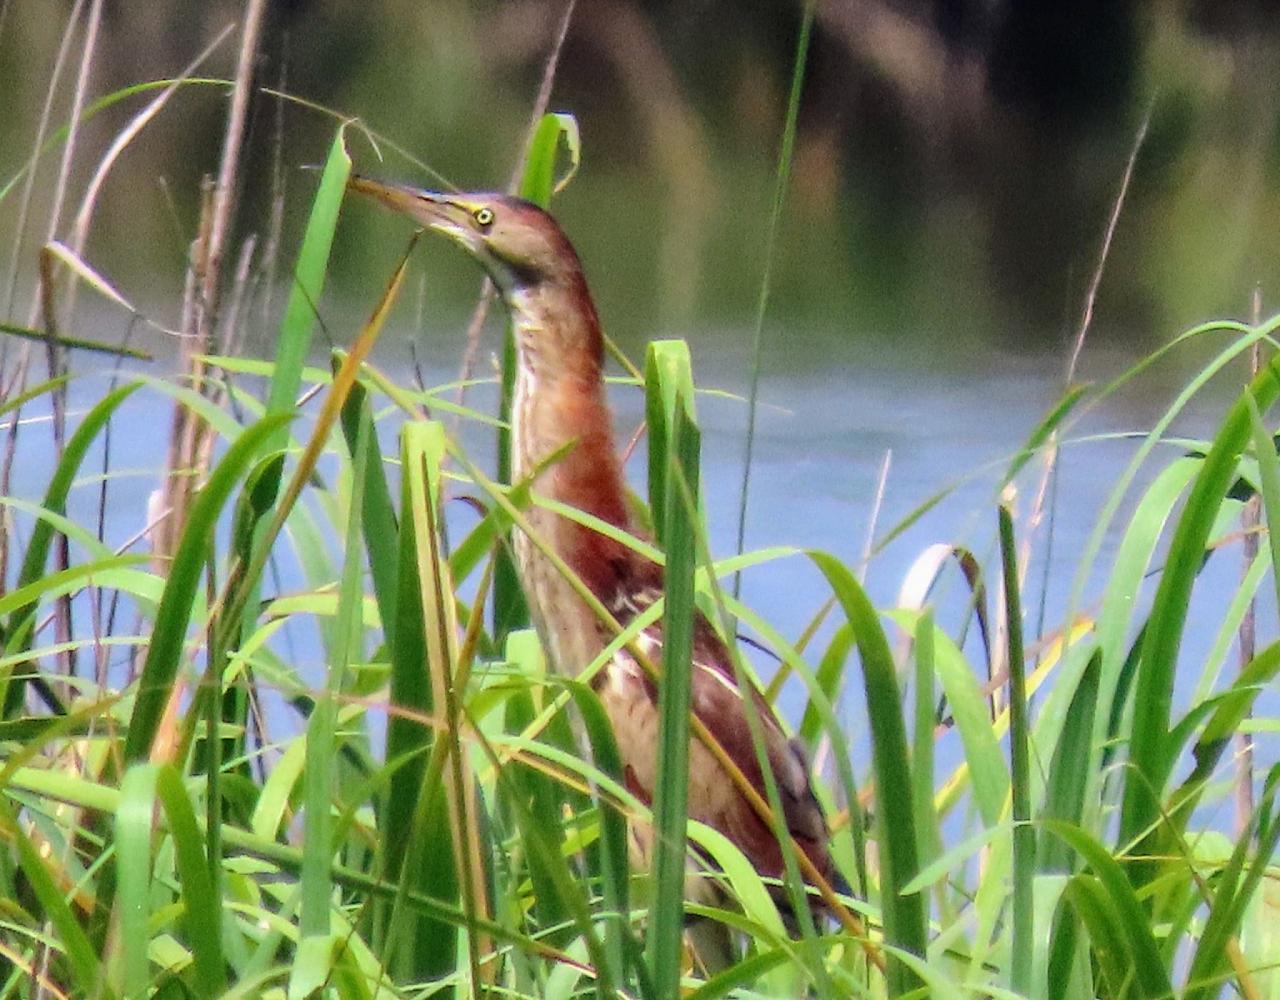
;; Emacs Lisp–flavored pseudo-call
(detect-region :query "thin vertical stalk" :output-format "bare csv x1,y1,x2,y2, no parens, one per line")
1236,286,1262,834
999,503,1033,995
732,2,813,595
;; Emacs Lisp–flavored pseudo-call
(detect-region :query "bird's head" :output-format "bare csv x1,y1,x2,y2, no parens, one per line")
348,176,584,297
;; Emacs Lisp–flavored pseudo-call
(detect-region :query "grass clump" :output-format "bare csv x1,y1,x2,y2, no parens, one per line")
3,8,1280,1000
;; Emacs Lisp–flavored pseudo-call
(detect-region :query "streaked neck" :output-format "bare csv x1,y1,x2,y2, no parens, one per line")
507,279,638,603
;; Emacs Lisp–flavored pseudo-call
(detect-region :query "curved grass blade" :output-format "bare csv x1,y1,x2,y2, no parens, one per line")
122,413,291,763
1120,361,1280,877
1060,873,1129,997
1039,649,1101,873
338,365,398,631
115,762,225,998
264,126,350,454
518,112,580,204
1043,819,1172,997
807,551,924,994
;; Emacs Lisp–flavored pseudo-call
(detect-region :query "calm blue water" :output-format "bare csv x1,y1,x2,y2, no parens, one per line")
13,322,1278,801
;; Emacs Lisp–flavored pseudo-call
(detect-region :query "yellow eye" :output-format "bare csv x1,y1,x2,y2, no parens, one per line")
474,207,494,228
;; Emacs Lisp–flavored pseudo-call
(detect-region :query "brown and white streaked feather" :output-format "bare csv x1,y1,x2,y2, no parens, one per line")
594,586,833,896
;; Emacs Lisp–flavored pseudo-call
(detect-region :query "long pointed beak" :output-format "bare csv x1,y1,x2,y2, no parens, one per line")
347,175,464,235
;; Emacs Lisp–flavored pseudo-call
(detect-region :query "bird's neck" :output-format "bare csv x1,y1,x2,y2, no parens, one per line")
507,280,642,606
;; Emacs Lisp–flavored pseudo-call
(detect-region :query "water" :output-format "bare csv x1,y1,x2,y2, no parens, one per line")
16,322,1278,790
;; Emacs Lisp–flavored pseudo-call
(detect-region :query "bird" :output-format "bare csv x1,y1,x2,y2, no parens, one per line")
348,176,839,913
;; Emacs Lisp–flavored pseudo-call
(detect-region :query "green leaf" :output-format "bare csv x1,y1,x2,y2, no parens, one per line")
115,763,225,998
807,551,925,995
264,126,350,455
647,375,700,997
519,112,580,206
1120,361,1280,869
1043,820,1173,997
1039,650,1102,873
123,413,291,763
998,504,1033,995
338,364,399,634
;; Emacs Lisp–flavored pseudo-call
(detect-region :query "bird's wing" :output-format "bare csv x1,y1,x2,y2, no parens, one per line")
686,615,832,853
606,591,832,880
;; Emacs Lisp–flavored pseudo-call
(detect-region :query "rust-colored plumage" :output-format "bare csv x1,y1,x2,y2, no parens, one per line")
350,176,837,900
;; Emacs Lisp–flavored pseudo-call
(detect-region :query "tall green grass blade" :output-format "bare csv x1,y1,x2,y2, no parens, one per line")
123,413,291,763
647,378,700,997
406,420,489,989
998,504,1033,995
264,126,349,454
502,631,572,944
115,763,225,998
645,340,695,544
1039,650,1101,873
807,552,924,994
1044,819,1172,997
1121,361,1280,876
911,610,942,876
338,367,399,632
929,624,1008,825
296,406,368,967
381,423,453,981
733,2,813,584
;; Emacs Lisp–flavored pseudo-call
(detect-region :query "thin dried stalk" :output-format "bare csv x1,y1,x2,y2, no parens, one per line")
1015,104,1153,650
154,0,268,566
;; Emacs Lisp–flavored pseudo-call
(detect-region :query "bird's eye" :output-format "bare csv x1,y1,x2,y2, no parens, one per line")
474,207,494,228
